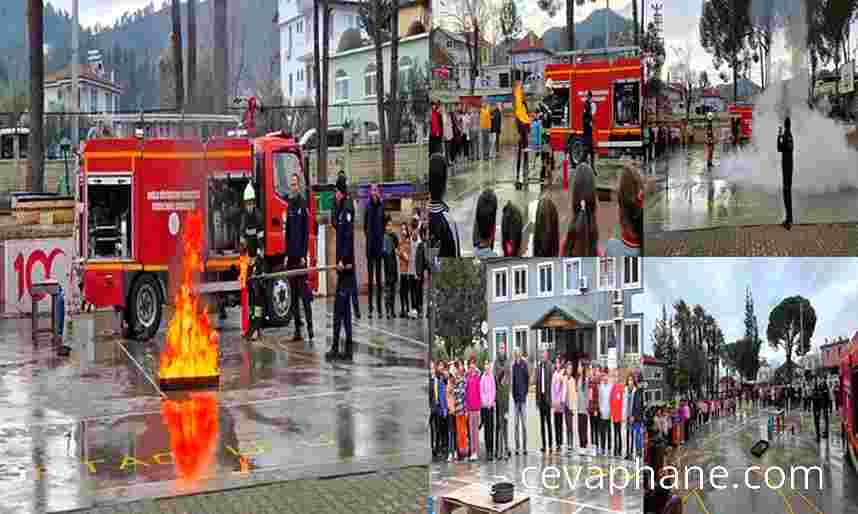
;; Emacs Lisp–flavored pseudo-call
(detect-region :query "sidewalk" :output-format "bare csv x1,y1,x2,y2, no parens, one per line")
64,466,428,514
646,223,858,256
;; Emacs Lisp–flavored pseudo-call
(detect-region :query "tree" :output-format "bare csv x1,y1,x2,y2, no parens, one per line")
448,0,488,94
642,21,665,111
171,0,184,111
766,295,816,382
806,0,831,100
358,0,400,180
28,0,45,192
498,0,523,45
433,259,486,346
820,0,858,96
652,304,677,386
632,0,639,46
213,0,228,113
699,0,754,104
671,40,701,120
536,0,595,51
674,300,705,394
187,0,197,109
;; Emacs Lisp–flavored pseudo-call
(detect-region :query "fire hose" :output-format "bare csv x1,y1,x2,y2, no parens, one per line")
249,265,338,282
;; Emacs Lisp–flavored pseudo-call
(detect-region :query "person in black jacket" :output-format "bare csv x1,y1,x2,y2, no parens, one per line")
812,377,830,442
284,172,313,341
627,374,644,461
535,350,554,453
428,153,461,257
511,351,530,455
327,172,356,361
364,183,385,318
491,104,502,159
777,116,795,230
583,90,596,174
414,224,427,316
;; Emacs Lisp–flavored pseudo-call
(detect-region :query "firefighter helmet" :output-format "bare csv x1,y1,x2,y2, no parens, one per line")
243,183,255,202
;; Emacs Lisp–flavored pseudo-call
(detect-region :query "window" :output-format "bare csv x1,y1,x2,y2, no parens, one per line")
335,69,349,101
494,328,509,356
90,88,97,113
537,328,555,350
297,68,303,82
446,40,453,49
623,256,641,288
645,389,662,403
643,365,663,381
511,265,527,300
492,267,509,302
272,151,302,201
597,257,616,290
399,56,413,86
513,326,528,353
537,262,554,297
597,322,613,358
624,320,640,355
563,258,581,294
364,63,377,97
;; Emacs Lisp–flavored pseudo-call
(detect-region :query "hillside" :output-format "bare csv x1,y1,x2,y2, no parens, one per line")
542,8,636,52
0,0,279,111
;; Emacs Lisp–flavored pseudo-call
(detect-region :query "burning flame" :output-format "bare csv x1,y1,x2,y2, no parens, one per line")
238,253,249,288
159,211,220,380
162,392,219,485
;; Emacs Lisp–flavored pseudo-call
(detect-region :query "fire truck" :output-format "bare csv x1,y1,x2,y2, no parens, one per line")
544,47,644,160
840,331,858,470
729,103,753,144
79,120,318,341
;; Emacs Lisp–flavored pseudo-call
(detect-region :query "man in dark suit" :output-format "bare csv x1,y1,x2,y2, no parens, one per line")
536,350,553,452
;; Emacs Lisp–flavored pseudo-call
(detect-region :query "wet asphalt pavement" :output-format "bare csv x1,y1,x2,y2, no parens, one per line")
0,295,429,514
666,406,858,514
431,394,643,513
645,145,858,234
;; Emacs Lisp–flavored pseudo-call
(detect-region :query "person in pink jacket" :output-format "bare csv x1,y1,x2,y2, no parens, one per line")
481,361,497,461
551,359,566,453
465,359,482,461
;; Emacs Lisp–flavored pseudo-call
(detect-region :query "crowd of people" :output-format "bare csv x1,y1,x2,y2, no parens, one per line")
429,100,503,174
359,182,429,321
429,348,646,463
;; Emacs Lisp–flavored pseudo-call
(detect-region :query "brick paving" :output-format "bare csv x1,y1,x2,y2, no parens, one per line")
646,223,858,256
64,466,429,514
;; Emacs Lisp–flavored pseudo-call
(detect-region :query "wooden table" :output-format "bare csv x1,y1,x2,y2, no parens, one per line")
439,483,530,514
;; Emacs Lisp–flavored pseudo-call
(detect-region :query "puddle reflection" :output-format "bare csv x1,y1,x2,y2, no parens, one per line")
161,392,219,488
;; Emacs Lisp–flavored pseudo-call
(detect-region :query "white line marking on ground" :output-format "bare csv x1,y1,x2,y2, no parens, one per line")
326,312,428,347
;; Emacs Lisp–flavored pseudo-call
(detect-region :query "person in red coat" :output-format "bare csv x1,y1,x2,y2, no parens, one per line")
610,369,625,458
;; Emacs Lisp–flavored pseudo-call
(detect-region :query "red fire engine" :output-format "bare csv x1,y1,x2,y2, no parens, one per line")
729,103,753,144
840,331,858,470
79,119,318,340
544,47,644,159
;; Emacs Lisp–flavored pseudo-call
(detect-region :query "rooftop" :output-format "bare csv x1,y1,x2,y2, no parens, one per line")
45,63,123,93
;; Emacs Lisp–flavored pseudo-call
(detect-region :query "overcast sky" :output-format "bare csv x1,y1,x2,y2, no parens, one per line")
633,258,858,367
49,0,159,28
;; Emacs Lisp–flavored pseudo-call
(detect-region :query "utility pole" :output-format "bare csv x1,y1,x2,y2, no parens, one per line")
72,0,79,149
605,0,610,50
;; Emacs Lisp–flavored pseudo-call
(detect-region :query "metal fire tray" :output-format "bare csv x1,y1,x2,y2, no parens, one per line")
159,375,220,391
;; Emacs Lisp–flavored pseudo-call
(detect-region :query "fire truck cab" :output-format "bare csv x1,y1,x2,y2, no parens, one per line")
840,332,858,470
80,130,317,340
729,103,753,144
544,47,644,160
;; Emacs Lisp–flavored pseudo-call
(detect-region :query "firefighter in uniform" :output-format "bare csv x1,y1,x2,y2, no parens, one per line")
241,182,265,340
284,172,313,341
326,172,355,362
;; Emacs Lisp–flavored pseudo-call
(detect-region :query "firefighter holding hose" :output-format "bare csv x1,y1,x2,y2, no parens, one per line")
326,171,356,362
284,172,314,342
241,182,265,341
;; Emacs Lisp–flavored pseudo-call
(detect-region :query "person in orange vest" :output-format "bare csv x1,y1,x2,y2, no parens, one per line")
610,369,625,457
513,81,531,189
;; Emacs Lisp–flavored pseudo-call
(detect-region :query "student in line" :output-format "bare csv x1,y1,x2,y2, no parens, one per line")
564,362,578,457
465,359,482,461
551,358,566,454
604,164,643,257
563,163,601,257
473,189,499,258
500,201,525,257
533,196,560,257
577,362,590,452
481,360,497,461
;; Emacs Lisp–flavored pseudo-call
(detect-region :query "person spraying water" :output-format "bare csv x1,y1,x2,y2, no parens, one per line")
777,116,794,230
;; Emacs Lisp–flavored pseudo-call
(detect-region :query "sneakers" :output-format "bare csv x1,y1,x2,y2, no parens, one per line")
469,454,477,461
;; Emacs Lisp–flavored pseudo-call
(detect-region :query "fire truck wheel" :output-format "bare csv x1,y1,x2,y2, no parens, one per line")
266,278,291,327
128,275,163,341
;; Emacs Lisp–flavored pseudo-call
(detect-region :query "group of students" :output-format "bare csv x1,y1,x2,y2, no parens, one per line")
428,350,646,463
469,162,644,259
429,100,503,171
651,394,743,446
361,183,428,320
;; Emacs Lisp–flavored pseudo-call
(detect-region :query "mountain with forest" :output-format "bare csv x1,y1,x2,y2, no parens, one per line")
541,8,636,52
0,0,279,112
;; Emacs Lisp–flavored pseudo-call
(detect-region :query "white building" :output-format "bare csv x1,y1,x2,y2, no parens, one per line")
432,28,490,90
279,0,364,102
44,63,122,113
